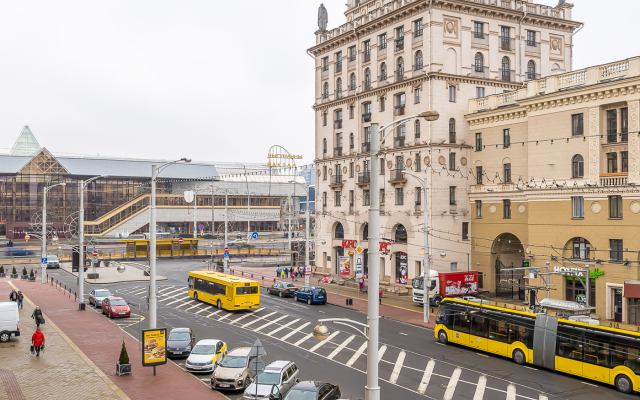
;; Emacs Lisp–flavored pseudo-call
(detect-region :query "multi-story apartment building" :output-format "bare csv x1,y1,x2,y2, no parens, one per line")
309,0,581,289
465,56,640,323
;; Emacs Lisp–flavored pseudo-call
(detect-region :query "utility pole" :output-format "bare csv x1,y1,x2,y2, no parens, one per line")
224,193,228,274
305,186,310,288
193,192,197,239
41,186,47,283
211,181,215,237
149,164,158,328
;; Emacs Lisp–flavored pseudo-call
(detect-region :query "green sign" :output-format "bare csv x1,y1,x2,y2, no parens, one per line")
565,267,604,282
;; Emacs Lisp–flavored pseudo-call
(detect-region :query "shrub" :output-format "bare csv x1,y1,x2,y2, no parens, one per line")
118,339,130,364
12,266,17,275
0,265,4,274
22,266,27,275
29,269,34,278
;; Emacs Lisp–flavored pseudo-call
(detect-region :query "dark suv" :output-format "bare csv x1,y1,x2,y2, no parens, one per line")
293,287,327,305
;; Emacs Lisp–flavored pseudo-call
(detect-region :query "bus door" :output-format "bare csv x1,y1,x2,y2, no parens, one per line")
468,314,488,351
488,320,509,356
451,312,470,346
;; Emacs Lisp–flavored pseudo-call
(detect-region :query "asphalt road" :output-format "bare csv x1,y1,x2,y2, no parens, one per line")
45,260,638,400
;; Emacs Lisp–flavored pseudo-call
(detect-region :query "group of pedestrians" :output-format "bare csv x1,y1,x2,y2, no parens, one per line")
276,266,305,282
8,289,24,309
9,289,46,356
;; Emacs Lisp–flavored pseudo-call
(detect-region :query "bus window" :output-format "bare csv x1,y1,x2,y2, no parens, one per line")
611,343,640,373
453,312,470,333
470,314,488,338
188,276,194,289
489,319,509,343
583,338,609,367
556,327,584,361
510,325,533,348
236,286,258,295
436,307,451,328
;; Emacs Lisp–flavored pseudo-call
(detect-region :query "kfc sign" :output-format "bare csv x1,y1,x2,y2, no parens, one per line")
341,240,357,249
379,242,391,252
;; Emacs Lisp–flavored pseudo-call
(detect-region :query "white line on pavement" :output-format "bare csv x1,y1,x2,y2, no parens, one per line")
294,333,314,347
443,367,461,400
165,296,190,306
207,310,222,318
346,342,367,367
327,335,355,360
309,331,340,352
158,286,178,293
267,319,301,337
524,366,537,370
185,303,204,312
254,315,288,332
472,376,486,400
217,313,232,322
417,360,435,394
539,395,548,400
378,345,387,362
580,382,598,387
476,353,489,357
506,383,516,400
281,322,310,342
242,312,277,328
159,288,184,297
399,332,408,336
175,300,196,309
389,350,406,384
231,309,262,324
194,307,210,315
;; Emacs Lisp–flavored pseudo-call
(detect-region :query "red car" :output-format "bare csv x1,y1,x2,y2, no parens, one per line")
101,297,131,318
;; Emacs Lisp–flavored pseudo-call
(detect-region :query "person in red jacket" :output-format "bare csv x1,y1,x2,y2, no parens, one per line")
32,329,45,357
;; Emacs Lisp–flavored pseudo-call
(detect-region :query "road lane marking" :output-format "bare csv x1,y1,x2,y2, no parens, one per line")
378,345,387,362
472,376,486,400
476,353,489,357
165,297,190,306
254,315,288,332
267,319,300,336
524,366,537,370
158,293,186,303
346,342,367,367
389,350,406,384
327,335,355,360
539,395,548,400
217,313,232,321
399,332,408,336
580,382,598,387
158,286,178,293
175,300,197,309
506,383,516,400
128,288,147,296
207,310,222,318
280,322,310,342
443,367,461,400
309,331,340,352
230,309,262,324
194,307,209,315
159,288,184,297
417,359,435,394
294,333,314,347
242,311,277,328
185,303,204,312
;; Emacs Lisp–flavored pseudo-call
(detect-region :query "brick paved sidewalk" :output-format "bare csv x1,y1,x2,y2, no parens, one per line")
6,278,228,400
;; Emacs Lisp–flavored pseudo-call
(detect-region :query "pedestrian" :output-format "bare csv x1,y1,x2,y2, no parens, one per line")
280,270,285,279
379,287,383,305
31,328,45,357
276,266,282,278
17,291,24,309
291,269,296,281
31,306,43,330
284,267,289,279
9,289,17,302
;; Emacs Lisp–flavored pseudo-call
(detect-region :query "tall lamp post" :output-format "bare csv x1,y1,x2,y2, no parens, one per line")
149,158,190,329
78,175,108,309
289,180,311,287
42,182,66,283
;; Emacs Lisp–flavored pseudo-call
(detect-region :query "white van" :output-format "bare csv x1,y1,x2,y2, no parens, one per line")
0,302,20,342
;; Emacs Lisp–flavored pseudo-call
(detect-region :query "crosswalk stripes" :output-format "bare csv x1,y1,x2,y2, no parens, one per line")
378,345,387,362
230,309,261,324
506,383,516,400
346,342,368,367
174,300,196,309
327,335,354,360
165,297,188,306
443,367,461,400
281,322,310,342
207,310,222,318
417,359,435,394
473,375,487,400
294,333,314,347
254,315,288,332
159,288,184,297
309,331,340,352
242,311,277,328
267,318,300,336
184,303,203,312
389,350,406,385
194,307,209,315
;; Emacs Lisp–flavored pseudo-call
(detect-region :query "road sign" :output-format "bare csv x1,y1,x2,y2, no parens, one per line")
356,245,363,254
224,246,229,259
193,226,196,231
248,357,266,375
25,234,30,242
356,259,363,279
178,237,184,244
41,257,47,264
305,265,312,276
248,339,268,357
251,232,259,239
92,251,98,257
199,224,204,230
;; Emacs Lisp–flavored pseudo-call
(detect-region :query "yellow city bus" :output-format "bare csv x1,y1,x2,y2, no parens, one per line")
435,298,640,394
188,271,260,311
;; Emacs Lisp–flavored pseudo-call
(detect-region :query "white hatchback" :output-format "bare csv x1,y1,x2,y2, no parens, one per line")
185,339,227,373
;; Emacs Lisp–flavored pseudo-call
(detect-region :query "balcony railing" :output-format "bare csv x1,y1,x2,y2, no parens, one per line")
378,46,387,58
389,169,406,183
501,70,516,82
321,66,329,77
335,62,343,73
526,72,541,81
393,105,405,116
333,120,343,129
363,52,371,63
395,38,404,52
394,136,405,148
357,171,371,185
622,130,629,142
333,147,343,157
500,37,515,51
525,41,541,54
334,90,343,100
362,113,371,123
471,65,489,79
471,34,489,46
361,142,371,153
607,129,617,143
363,80,372,92
600,173,628,186
378,74,388,87
329,175,343,187
413,30,423,44
395,70,404,83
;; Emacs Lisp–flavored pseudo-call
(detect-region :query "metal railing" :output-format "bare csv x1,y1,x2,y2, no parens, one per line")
335,62,342,73
526,72,541,80
361,142,371,153
362,80,372,92
389,169,406,182
334,120,343,129
525,41,541,54
500,37,515,51
330,175,343,186
378,74,387,86
84,194,150,236
501,70,516,82
395,38,404,52
395,70,404,83
471,34,489,46
471,65,489,79
449,132,456,144
393,136,405,147
363,52,371,63
358,171,371,184
362,113,372,123
334,147,343,157
394,105,405,116
334,90,343,100
321,66,329,77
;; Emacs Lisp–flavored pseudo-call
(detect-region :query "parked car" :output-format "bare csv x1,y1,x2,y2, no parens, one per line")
293,287,327,305
282,381,341,400
0,302,20,343
242,360,300,400
227,239,247,246
46,255,60,269
267,282,298,298
211,347,255,390
88,288,113,307
185,339,227,373
101,297,131,318
166,328,196,357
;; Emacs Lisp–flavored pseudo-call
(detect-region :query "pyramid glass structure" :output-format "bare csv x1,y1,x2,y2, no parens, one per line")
10,125,41,156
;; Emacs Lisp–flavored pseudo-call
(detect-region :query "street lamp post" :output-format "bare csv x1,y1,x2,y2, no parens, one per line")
149,158,190,329
78,175,108,309
42,182,66,283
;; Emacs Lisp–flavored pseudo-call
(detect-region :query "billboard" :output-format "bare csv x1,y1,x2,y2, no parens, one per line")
142,328,167,367
339,256,351,276
442,272,478,296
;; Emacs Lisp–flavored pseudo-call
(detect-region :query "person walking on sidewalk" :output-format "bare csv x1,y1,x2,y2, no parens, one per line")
284,267,289,279
276,266,282,278
31,329,45,357
9,289,18,302
379,287,383,305
17,291,24,309
31,306,43,329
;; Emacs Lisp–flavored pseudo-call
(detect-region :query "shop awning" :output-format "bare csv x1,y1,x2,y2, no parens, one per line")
624,281,640,298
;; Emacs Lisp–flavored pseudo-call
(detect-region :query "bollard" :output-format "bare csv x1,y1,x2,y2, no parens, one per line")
75,292,77,301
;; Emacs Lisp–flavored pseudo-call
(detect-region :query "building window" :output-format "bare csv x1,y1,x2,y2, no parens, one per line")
449,153,456,171
566,277,595,307
504,163,511,183
571,237,591,260
379,33,387,49
396,188,404,205
415,87,421,104
607,152,618,173
380,160,385,175
415,187,422,205
501,56,511,81
476,87,485,98
350,73,356,91
572,114,584,136
527,60,536,80
380,189,385,204
364,102,372,115
609,195,622,219
475,200,482,218
364,40,371,57
503,200,511,219
364,189,370,206
336,78,342,94
364,68,371,88
450,262,458,271
526,30,536,46
349,162,354,177
448,118,456,143
473,21,484,38
323,165,327,180
622,151,628,173
449,186,456,205
322,192,327,206
322,57,329,71
335,51,342,70
414,19,423,37
475,133,482,151
349,133,354,149
572,196,584,218
572,154,584,178
336,132,343,149
395,155,404,170
503,128,510,148
349,190,354,206
622,107,629,142
474,53,484,72
323,139,327,154
476,166,483,184
335,191,342,206
380,96,385,112
323,112,327,126
448,86,456,102
415,153,421,171
462,222,469,240
610,239,623,261
364,126,371,144
323,82,329,99
380,62,387,81
414,50,423,70
607,109,618,143
349,104,354,119
348,46,356,62
415,120,420,139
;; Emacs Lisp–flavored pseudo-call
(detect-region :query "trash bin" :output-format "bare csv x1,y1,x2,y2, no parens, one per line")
346,298,353,306
79,303,86,311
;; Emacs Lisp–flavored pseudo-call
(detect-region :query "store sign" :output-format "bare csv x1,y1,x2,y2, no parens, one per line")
554,266,605,279
341,240,357,249
267,153,303,168
379,242,391,252
142,328,167,367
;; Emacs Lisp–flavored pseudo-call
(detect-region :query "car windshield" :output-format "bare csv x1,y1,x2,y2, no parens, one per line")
191,344,216,355
168,332,191,341
110,300,127,306
284,389,318,400
47,256,59,262
95,290,112,297
312,288,326,295
252,372,281,385
220,355,247,368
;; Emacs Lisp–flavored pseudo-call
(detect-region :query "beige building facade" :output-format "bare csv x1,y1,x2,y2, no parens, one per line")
309,0,580,289
465,56,640,323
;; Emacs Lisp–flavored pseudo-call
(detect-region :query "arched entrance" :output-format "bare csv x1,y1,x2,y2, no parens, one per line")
492,233,525,299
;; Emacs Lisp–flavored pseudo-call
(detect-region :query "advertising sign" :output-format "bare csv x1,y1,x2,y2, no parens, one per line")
142,328,167,367
305,265,312,276
443,272,478,296
395,252,408,284
339,256,351,276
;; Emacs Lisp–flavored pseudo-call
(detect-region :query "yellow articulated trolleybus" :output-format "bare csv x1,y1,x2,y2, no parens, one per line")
188,271,260,311
435,298,640,394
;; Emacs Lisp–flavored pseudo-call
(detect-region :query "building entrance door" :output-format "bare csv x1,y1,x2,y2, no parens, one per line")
614,288,623,322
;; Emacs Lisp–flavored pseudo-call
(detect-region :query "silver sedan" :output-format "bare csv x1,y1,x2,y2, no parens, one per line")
88,289,113,307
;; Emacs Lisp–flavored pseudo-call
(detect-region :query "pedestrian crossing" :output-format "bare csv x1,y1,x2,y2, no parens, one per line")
112,285,556,400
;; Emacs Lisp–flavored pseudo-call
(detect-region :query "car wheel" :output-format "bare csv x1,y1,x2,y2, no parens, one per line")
267,288,271,294
615,374,633,394
243,376,251,389
194,293,198,301
307,298,312,305
0,332,9,343
279,291,283,298
322,302,326,305
432,296,442,307
438,330,448,344
294,295,298,302
217,300,222,310
512,349,525,365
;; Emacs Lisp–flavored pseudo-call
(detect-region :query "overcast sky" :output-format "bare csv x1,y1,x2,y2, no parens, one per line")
0,1,637,165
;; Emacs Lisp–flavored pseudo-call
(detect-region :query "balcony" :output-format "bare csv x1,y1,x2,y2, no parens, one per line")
348,56,356,69
362,80,372,92
363,52,371,63
449,203,458,214
607,129,617,143
362,113,372,123
348,86,356,96
471,65,489,79
333,147,343,157
413,30,423,44
321,66,329,78
395,70,404,83
389,169,407,185
393,105,405,116
525,41,541,54
471,34,489,46
600,173,628,186
335,62,343,73
501,70,516,82
378,46,387,58
378,74,388,87
329,174,344,188
500,37,515,51
357,171,371,186
395,38,404,52
361,142,371,153
334,90,343,100
526,72,541,81
334,119,343,129
394,136,405,148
